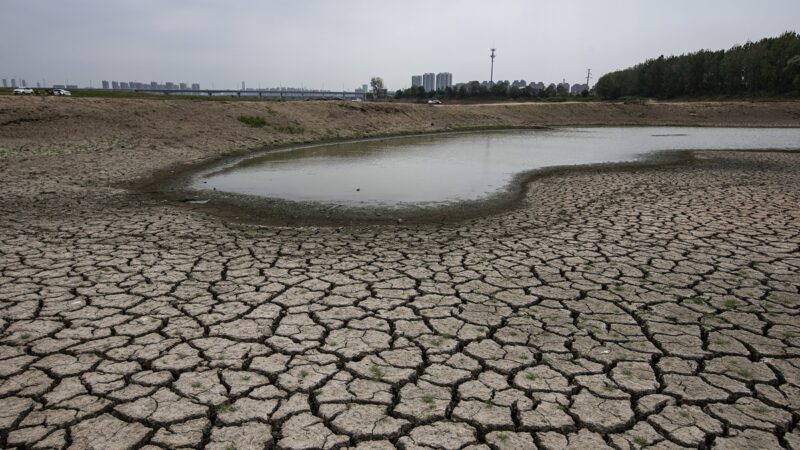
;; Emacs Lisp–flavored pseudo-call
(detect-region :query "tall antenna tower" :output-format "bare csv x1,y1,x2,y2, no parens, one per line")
586,68,592,86
490,48,496,85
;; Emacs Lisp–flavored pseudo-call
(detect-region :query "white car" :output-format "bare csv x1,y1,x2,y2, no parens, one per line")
427,99,442,104
53,89,71,96
12,88,34,95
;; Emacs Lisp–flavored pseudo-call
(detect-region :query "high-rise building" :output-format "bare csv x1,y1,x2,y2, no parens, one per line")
1,79,6,87
180,83,187,90
411,75,422,88
21,79,27,87
111,81,120,89
165,82,175,89
120,82,129,89
422,73,435,92
191,83,200,90
435,72,453,91
241,81,245,90
102,80,110,89
10,78,17,87
36,81,41,88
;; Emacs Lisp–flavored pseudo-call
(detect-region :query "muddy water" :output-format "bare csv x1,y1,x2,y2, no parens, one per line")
193,127,800,207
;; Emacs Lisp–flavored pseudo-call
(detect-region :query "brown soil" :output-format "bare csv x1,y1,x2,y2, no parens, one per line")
0,97,798,223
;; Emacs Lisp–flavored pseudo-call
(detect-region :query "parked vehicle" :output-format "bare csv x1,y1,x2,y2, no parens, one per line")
427,99,442,104
53,89,71,96
12,88,34,95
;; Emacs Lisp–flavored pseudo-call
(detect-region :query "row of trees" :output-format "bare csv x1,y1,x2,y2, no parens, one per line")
596,32,800,99
394,81,588,100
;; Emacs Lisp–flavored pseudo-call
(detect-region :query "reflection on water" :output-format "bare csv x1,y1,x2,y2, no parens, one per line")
194,127,800,206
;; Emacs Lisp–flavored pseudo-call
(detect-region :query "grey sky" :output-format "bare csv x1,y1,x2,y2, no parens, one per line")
2,0,799,90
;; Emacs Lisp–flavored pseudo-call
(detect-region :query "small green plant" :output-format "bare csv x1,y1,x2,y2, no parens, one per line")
604,382,619,392
226,445,237,450
241,375,251,381
632,435,648,446
421,395,435,407
191,382,203,389
525,372,538,381
176,352,187,360
679,410,690,418
273,124,305,134
173,330,183,337
496,432,509,443
752,406,768,414
237,115,266,128
217,403,238,413
723,299,738,309
735,368,752,379
19,332,31,340
622,368,633,377
299,369,309,379
370,365,384,378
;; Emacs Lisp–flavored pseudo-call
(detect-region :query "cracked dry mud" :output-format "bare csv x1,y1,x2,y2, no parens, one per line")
1,150,800,450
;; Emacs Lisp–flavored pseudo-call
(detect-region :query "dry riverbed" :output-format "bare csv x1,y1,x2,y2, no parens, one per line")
1,98,800,449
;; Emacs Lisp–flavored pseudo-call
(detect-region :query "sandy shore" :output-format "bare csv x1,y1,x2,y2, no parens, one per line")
1,98,799,449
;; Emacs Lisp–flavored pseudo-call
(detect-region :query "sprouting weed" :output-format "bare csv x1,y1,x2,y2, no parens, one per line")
217,403,238,413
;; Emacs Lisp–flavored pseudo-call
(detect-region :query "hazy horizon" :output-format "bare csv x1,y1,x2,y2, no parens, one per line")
2,0,799,90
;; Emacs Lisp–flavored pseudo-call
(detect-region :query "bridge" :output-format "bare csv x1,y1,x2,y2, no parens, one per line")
132,88,367,100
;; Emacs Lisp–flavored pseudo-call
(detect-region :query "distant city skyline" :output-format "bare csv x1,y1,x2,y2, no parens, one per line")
2,1,799,90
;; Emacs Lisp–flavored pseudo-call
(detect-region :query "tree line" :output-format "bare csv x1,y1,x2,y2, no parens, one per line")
596,32,800,99
393,81,588,100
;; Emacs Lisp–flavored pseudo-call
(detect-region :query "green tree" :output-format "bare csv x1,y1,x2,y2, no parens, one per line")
370,77,384,97
595,75,621,100
596,31,800,99
787,55,800,90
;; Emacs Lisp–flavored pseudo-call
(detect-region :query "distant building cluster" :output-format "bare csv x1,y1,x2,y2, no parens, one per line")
570,83,590,95
2,78,26,88
411,72,453,92
102,80,201,90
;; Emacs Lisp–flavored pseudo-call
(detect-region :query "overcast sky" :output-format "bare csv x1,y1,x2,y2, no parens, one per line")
2,0,799,90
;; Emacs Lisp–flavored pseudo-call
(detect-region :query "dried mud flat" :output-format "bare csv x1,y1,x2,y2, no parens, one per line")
1,99,800,449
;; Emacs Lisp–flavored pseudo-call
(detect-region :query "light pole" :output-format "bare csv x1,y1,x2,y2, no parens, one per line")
490,48,496,85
